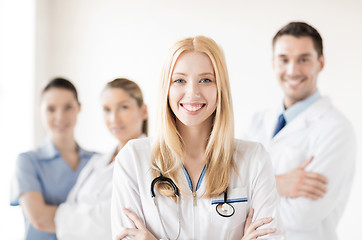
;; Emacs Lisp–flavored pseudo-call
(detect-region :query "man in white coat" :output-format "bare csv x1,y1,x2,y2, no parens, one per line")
243,22,356,240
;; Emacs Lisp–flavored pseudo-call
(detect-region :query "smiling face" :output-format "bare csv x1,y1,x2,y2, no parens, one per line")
101,88,147,147
168,51,217,130
273,35,324,108
40,88,80,141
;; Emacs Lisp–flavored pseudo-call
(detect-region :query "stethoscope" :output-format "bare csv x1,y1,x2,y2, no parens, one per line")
215,190,235,217
151,174,181,240
150,174,234,240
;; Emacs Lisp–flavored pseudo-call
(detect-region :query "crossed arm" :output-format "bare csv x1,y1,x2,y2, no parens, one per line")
276,157,328,200
19,191,57,233
274,125,356,230
116,208,276,240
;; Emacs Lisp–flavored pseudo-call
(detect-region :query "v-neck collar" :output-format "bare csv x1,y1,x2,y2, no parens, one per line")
182,165,207,192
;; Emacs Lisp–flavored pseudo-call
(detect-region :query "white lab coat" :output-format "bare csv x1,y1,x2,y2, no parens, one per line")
55,149,116,240
243,97,356,240
111,138,285,240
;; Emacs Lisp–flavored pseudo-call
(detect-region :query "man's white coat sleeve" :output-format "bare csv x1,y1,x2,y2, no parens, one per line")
278,123,356,231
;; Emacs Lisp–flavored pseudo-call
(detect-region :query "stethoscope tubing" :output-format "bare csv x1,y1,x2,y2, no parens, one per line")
150,174,234,239
151,174,181,240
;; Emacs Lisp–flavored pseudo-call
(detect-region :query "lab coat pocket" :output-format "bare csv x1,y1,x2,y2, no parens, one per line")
209,187,248,238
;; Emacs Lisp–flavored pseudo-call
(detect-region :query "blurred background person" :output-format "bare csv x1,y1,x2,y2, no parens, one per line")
10,78,95,240
54,78,148,240
243,22,356,240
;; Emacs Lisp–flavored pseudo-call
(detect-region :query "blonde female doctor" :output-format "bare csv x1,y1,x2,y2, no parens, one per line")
54,78,148,240
111,36,285,240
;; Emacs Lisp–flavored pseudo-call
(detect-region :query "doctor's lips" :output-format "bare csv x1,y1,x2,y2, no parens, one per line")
283,76,306,87
54,124,70,131
111,126,125,133
180,103,205,112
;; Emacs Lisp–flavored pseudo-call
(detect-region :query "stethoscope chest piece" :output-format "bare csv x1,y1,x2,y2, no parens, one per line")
216,189,235,217
216,202,235,217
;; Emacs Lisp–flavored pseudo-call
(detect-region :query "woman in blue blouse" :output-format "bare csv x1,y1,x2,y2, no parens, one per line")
10,78,95,240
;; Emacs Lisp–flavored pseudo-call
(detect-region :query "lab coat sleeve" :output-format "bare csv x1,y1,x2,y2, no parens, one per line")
250,143,285,239
55,199,111,240
278,122,356,231
111,143,146,240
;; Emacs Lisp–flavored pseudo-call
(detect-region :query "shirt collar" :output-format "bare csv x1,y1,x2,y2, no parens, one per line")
281,90,321,124
37,138,61,160
38,138,92,161
139,133,147,139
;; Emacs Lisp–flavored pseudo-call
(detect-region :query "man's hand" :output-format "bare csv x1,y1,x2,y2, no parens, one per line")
276,157,328,200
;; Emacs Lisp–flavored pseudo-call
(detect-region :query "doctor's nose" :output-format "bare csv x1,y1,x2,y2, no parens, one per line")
185,81,201,98
108,111,118,123
54,109,65,121
286,61,300,76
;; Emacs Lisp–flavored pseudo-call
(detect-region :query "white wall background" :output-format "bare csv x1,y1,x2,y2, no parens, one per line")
1,0,361,238
0,0,35,239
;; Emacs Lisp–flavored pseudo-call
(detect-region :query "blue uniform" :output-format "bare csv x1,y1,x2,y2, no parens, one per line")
10,139,95,240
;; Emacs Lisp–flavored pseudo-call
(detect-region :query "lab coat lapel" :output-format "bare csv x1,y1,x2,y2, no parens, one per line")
67,148,116,202
271,97,332,142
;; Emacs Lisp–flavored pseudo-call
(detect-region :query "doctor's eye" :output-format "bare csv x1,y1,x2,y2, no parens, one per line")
119,105,128,110
64,104,73,111
173,79,186,84
278,58,289,64
200,78,213,83
299,57,310,63
47,106,55,113
103,107,110,113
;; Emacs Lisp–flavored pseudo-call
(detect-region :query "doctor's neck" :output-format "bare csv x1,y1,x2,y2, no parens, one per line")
176,122,211,160
283,89,317,110
52,136,77,153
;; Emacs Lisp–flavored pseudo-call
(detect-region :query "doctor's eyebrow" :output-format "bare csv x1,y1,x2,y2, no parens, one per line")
172,72,214,77
199,72,215,77
299,53,313,58
277,53,313,58
172,72,187,76
116,100,132,105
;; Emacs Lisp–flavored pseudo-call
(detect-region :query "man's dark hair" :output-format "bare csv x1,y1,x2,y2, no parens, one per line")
272,22,323,57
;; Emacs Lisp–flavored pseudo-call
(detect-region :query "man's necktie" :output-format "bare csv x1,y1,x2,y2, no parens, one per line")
273,114,286,137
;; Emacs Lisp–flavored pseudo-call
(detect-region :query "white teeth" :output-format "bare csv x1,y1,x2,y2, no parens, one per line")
287,81,302,87
183,104,203,112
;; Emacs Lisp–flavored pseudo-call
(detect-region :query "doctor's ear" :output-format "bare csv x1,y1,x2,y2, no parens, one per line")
78,102,82,112
318,55,325,72
141,104,148,120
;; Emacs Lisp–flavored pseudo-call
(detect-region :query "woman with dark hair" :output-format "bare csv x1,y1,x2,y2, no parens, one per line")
11,78,95,240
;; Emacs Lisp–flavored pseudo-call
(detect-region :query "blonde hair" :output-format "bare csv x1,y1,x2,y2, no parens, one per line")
103,78,148,135
151,36,234,198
